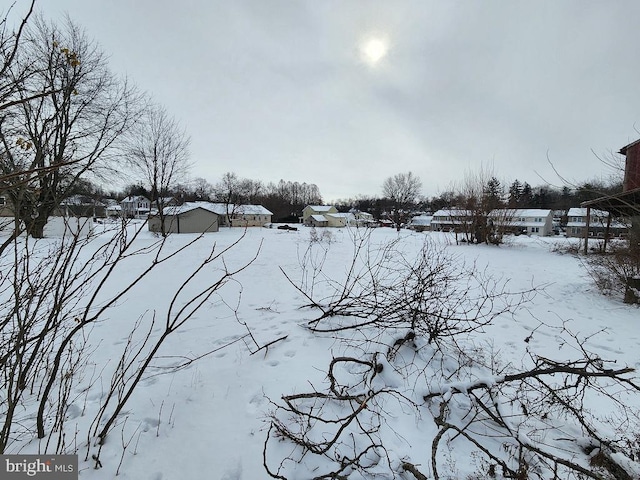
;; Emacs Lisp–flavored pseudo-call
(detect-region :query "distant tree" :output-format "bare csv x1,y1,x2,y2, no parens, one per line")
508,180,522,207
483,176,504,211
191,177,213,201
261,179,322,222
127,103,191,236
559,185,572,211
382,171,422,229
213,172,243,225
452,164,508,244
520,182,533,207
124,183,151,199
428,190,459,212
240,178,264,204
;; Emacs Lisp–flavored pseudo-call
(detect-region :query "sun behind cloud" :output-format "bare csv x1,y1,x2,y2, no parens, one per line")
360,37,389,65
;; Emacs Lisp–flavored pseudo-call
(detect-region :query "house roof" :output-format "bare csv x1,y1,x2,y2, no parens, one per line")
568,207,609,217
162,202,220,216
60,195,102,206
410,215,432,226
164,202,272,216
121,195,149,203
619,138,640,155
235,204,273,215
432,209,473,218
310,215,328,222
489,209,552,218
307,205,334,212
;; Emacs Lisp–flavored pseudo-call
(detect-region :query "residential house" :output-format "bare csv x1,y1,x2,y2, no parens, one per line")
350,210,375,227
59,195,107,218
120,196,151,219
324,213,349,227
148,196,180,213
302,205,338,225
302,206,375,228
489,209,554,236
565,208,627,238
408,215,432,232
431,209,473,232
307,214,329,227
148,202,219,234
205,203,273,227
227,204,273,227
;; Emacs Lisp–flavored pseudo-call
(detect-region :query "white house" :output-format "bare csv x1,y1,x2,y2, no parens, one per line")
408,215,433,232
195,203,272,227
302,205,338,226
565,207,627,238
302,206,375,228
431,209,473,231
120,196,151,219
489,209,554,236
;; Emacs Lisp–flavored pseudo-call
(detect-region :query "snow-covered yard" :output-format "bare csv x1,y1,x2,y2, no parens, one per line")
1,224,639,479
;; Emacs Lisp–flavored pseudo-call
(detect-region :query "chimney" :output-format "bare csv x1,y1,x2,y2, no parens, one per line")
620,139,640,192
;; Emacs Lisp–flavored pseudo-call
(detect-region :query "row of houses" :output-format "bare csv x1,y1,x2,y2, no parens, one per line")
409,208,629,238
0,193,275,235
1,192,631,239
301,205,375,228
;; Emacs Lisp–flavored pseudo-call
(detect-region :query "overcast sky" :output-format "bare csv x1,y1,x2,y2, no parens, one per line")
28,1,640,201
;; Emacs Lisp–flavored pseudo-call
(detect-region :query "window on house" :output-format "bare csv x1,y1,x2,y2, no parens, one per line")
0,196,5,206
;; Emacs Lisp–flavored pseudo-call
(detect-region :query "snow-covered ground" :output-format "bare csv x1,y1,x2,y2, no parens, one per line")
2,224,639,479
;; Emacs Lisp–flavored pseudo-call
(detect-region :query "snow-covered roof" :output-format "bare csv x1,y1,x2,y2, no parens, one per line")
567,207,609,218
410,215,432,226
61,195,105,206
489,209,552,218
235,204,273,215
162,202,220,216
201,203,273,216
307,205,334,212
310,215,328,222
432,209,472,218
121,195,149,203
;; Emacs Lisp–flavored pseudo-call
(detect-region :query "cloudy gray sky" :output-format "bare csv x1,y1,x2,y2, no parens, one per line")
31,1,640,201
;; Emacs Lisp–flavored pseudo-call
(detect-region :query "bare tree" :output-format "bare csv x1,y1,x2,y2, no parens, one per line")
0,1,36,112
191,176,214,200
0,14,141,238
382,171,422,230
127,103,191,236
213,171,243,226
451,164,505,244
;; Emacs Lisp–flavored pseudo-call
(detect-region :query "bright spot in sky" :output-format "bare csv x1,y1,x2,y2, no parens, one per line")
361,37,388,65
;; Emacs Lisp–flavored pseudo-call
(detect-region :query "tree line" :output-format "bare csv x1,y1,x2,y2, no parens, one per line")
334,174,623,220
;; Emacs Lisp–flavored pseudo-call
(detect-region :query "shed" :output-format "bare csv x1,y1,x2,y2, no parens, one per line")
149,203,219,234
